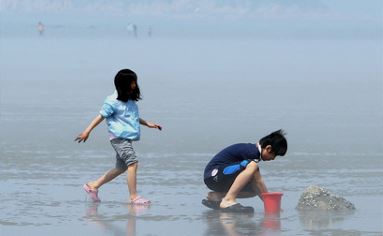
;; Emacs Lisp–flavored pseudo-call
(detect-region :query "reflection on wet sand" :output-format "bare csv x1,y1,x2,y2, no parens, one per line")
298,210,356,234
298,209,354,229
261,214,282,232
203,210,282,236
85,203,149,236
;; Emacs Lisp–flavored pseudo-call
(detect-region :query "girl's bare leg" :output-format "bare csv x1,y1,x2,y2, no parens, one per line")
220,162,258,208
88,168,126,189
127,162,138,201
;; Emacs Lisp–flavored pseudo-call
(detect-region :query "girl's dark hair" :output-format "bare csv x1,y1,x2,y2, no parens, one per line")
259,129,288,156
114,69,141,102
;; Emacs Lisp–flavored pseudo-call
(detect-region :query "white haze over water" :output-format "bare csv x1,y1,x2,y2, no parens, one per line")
0,1,382,235
1,0,382,38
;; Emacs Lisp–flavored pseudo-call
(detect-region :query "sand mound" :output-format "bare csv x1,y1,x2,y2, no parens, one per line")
297,185,355,211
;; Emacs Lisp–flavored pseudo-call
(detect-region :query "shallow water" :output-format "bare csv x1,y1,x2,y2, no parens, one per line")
0,35,382,235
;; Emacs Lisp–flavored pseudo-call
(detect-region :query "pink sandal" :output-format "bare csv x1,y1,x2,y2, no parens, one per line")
83,184,101,202
129,196,151,205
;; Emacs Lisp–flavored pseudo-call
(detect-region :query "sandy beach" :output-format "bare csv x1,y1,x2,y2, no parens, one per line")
1,35,382,235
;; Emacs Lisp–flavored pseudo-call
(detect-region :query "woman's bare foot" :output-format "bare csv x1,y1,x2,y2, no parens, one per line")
220,198,237,208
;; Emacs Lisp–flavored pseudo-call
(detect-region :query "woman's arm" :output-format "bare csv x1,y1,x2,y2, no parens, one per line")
253,168,268,201
139,118,162,130
75,114,105,142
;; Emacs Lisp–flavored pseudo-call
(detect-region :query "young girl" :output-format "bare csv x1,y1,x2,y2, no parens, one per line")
76,69,161,204
202,130,287,212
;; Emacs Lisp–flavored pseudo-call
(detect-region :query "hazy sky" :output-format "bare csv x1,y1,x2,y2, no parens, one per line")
1,0,382,38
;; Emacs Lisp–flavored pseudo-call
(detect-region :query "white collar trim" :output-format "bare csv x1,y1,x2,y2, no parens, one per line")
257,142,264,161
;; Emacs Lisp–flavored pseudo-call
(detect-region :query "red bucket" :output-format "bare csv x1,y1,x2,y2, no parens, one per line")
262,192,283,214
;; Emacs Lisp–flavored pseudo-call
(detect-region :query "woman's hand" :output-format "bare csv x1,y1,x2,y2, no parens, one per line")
140,118,162,130
75,115,104,143
146,121,162,130
75,131,90,143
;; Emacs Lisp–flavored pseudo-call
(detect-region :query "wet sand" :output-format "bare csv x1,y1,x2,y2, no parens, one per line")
1,37,382,235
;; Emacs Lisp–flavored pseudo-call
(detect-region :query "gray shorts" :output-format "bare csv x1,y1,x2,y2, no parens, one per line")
110,138,138,170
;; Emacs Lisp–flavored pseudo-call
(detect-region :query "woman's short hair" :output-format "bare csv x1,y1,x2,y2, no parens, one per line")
259,129,288,156
114,69,141,102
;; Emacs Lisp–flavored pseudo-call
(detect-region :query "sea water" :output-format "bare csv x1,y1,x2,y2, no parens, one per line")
0,35,382,235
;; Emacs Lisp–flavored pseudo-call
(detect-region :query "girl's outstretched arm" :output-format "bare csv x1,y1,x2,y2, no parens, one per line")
139,118,162,130
75,114,105,142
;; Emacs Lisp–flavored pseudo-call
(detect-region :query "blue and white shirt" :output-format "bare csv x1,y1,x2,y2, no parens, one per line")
99,91,140,140
204,143,261,179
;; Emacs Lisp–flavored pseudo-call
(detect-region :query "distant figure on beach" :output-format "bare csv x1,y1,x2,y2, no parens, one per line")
202,130,288,212
37,21,45,36
126,23,138,38
147,26,152,38
75,69,162,204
